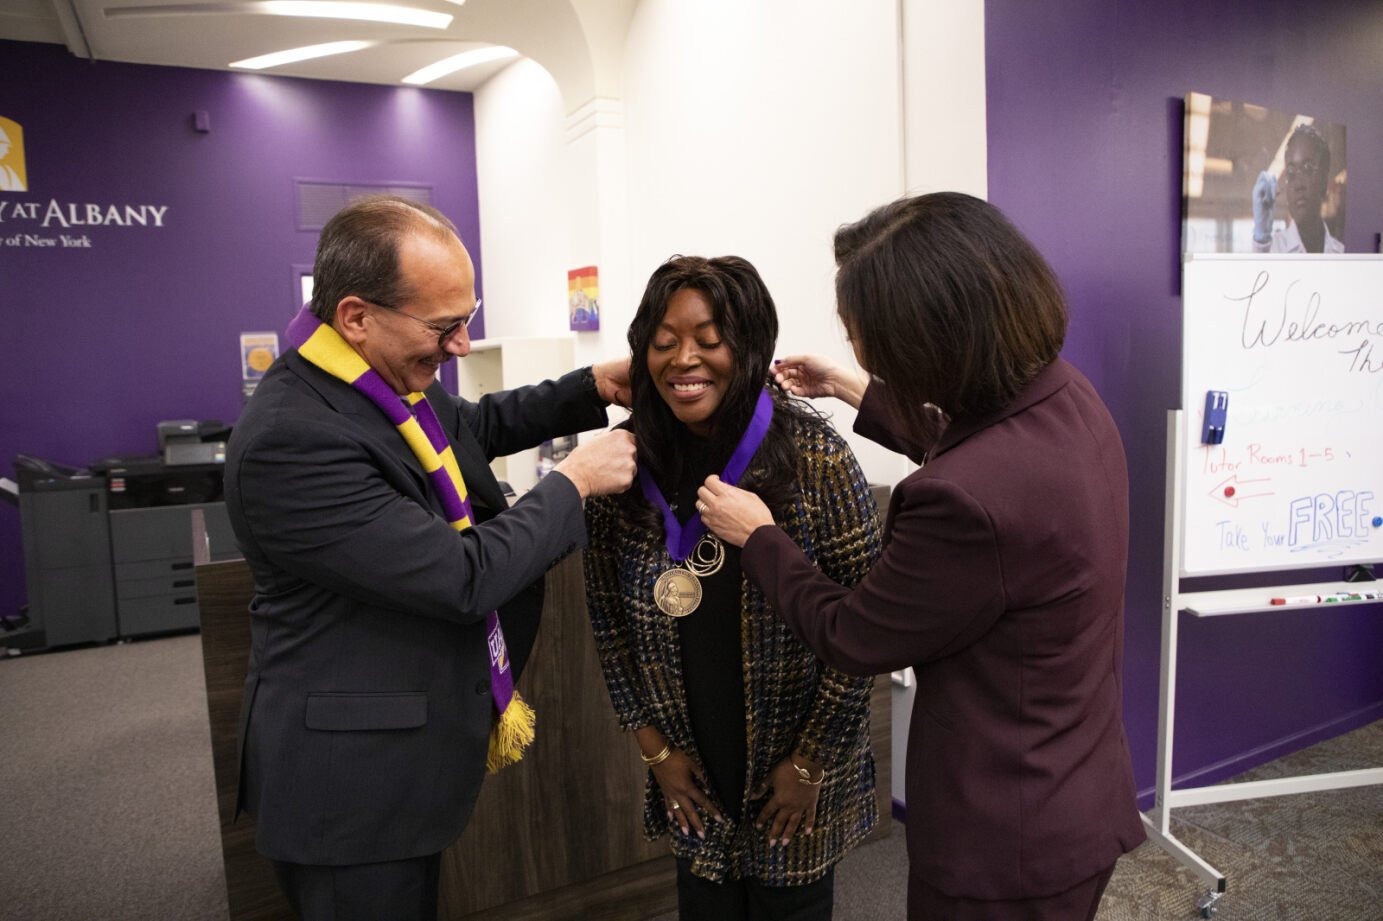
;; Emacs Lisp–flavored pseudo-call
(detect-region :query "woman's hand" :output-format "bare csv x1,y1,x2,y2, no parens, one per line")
651,749,722,838
696,475,774,547
752,753,824,846
638,728,722,838
773,354,870,408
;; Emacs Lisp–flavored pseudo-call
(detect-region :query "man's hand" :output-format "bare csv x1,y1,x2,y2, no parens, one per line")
591,358,632,408
553,428,636,497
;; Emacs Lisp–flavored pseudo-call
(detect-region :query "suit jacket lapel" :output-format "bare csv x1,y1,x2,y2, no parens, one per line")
287,352,460,511
422,381,507,517
286,352,510,520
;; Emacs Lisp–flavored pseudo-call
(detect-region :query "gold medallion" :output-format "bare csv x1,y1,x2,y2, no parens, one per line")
654,567,702,617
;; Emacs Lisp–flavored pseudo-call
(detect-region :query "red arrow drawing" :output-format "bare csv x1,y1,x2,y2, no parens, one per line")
1209,474,1274,508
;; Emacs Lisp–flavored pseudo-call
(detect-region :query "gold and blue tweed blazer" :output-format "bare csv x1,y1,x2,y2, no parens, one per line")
584,411,883,885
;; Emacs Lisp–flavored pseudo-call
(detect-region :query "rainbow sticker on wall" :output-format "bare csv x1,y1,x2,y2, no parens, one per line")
568,265,599,331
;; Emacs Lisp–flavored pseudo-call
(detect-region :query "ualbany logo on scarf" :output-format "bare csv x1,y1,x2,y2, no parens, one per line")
487,621,510,673
0,117,28,192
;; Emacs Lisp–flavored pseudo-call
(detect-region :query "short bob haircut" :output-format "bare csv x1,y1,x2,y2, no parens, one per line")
310,194,459,324
834,192,1067,430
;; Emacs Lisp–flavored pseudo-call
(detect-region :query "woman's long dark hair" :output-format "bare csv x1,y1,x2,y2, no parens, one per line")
620,255,811,527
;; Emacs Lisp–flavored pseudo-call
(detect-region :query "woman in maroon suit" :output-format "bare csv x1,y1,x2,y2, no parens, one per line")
696,192,1145,921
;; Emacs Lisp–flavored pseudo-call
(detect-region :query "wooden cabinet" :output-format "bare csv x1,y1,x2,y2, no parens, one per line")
198,554,891,920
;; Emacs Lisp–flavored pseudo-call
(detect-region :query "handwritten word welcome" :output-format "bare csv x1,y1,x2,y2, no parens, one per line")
1232,271,1383,374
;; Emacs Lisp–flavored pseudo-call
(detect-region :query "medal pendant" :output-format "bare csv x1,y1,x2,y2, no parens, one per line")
654,567,702,617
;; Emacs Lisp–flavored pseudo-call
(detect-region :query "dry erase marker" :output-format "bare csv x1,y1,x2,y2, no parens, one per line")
1270,595,1321,605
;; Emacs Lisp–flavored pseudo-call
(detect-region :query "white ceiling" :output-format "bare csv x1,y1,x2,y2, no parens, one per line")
0,0,534,92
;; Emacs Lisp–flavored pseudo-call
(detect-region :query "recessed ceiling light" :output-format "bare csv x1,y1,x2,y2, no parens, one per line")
402,46,519,85
231,40,375,70
260,2,453,29
108,3,452,29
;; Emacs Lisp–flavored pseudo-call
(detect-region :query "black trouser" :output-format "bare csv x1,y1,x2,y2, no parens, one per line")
272,852,441,921
676,858,835,921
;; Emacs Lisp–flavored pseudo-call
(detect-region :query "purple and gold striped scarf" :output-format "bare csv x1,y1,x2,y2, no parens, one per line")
288,305,534,773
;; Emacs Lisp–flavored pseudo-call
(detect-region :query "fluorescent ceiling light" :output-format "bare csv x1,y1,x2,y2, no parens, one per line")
231,40,374,70
260,2,452,29
108,3,451,29
402,46,519,85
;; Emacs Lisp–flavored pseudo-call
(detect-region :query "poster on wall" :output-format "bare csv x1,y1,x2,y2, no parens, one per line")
568,265,599,331
241,332,280,381
1182,92,1347,255
241,331,280,400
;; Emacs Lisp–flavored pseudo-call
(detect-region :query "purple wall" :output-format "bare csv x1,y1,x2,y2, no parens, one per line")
0,40,484,622
984,2,1383,803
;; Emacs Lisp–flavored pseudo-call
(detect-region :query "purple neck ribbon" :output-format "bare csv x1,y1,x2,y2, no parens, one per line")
637,388,774,562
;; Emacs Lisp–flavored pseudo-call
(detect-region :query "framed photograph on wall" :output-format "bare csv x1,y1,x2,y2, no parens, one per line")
1182,92,1346,255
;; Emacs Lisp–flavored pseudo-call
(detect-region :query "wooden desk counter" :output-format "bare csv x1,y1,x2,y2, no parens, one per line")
197,554,890,920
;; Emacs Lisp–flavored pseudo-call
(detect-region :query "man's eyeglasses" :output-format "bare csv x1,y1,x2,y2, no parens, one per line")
367,298,481,348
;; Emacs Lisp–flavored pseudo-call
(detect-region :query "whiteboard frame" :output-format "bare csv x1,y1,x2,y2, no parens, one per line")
1177,253,1383,577
1142,410,1383,902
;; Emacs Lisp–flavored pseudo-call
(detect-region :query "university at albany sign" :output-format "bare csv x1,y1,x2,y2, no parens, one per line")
0,115,171,250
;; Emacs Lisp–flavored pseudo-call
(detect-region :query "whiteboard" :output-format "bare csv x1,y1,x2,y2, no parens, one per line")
1179,254,1383,576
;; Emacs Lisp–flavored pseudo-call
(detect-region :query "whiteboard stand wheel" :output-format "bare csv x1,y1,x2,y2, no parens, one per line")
1197,890,1223,918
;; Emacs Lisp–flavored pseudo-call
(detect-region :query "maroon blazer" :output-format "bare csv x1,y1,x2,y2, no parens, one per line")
741,358,1145,901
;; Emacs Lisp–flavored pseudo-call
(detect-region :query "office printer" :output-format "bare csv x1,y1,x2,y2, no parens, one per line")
158,419,230,466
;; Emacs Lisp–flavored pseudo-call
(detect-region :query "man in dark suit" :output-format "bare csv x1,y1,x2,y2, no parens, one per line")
224,195,637,920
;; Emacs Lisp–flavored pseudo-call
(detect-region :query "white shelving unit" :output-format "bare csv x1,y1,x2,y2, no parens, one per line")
452,336,577,494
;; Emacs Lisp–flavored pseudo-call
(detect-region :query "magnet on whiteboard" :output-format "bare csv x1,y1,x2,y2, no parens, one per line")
1201,390,1228,445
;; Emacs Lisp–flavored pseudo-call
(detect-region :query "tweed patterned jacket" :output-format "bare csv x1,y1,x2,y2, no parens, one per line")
583,408,883,885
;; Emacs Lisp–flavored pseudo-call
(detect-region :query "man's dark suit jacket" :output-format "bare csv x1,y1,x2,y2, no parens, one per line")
223,350,607,866
741,358,1145,902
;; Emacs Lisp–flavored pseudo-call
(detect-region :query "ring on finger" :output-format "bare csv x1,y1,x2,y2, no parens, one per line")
670,801,682,810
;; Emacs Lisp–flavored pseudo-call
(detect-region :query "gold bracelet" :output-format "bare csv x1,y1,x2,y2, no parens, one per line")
791,755,825,786
640,743,672,767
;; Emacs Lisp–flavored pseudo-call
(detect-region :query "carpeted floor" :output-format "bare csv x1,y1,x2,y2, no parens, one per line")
0,634,230,921
1,633,1379,920
1095,722,1383,921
